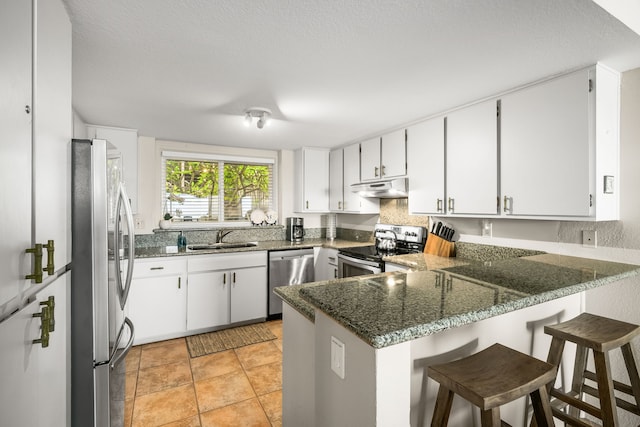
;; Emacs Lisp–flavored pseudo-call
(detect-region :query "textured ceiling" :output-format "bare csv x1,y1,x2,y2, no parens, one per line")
62,0,640,150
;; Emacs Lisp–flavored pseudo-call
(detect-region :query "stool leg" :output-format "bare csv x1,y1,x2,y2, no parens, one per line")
480,407,501,427
431,385,454,427
530,386,554,427
568,345,588,420
593,349,618,427
621,343,640,412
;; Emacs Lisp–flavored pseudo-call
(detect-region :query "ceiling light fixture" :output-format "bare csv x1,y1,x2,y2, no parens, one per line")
243,107,272,129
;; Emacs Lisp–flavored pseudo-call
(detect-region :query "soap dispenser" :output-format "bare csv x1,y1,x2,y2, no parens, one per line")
177,231,187,251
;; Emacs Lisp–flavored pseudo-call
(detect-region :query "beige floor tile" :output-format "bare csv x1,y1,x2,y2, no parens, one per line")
137,360,193,396
126,346,142,372
159,415,201,427
200,398,270,427
245,361,282,396
273,338,283,352
124,399,134,427
132,384,198,427
190,350,243,382
194,370,256,413
140,339,190,370
258,390,282,425
265,320,283,340
143,337,187,349
234,341,281,370
125,370,138,400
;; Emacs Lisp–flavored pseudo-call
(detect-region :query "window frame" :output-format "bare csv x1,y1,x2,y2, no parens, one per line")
160,150,277,228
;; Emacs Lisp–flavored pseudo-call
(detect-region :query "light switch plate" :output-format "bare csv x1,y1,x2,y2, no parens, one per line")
331,336,345,379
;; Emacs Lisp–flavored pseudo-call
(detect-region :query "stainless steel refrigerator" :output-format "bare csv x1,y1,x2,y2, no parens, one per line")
71,139,135,426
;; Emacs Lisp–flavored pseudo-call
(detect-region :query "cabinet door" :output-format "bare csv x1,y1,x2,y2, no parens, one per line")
447,99,499,215
501,70,590,216
0,0,32,308
360,137,381,181
33,0,72,270
128,274,186,343
329,149,344,211
297,148,329,212
380,129,406,178
230,266,267,323
0,299,41,427
343,144,379,213
407,117,445,214
36,273,69,426
187,270,230,330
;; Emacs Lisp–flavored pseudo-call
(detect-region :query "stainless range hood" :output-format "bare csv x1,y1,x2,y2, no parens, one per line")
351,178,408,198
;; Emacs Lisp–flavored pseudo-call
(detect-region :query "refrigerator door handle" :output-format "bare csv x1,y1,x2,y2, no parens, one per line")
114,184,135,310
109,317,135,370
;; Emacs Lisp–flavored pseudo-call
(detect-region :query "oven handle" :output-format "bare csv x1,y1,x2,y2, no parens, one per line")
337,253,383,269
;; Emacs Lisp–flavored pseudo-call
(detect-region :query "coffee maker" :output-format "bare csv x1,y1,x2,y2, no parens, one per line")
286,217,305,242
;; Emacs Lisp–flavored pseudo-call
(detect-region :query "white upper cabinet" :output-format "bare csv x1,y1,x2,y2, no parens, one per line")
0,0,32,310
446,99,499,215
343,144,379,213
87,126,139,213
407,116,445,215
329,149,344,211
360,130,406,181
501,64,619,220
294,147,329,212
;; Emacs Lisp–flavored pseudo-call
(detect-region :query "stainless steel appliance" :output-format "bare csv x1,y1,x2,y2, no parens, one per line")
285,217,305,242
268,248,314,317
338,223,427,278
71,139,136,426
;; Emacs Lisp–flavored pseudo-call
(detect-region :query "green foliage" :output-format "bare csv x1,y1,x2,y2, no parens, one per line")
165,159,271,220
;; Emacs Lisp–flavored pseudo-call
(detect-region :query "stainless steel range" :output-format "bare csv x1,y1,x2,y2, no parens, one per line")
337,223,427,278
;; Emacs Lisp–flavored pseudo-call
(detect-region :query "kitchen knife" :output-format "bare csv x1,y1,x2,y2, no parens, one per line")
434,222,442,236
446,228,455,241
440,225,449,239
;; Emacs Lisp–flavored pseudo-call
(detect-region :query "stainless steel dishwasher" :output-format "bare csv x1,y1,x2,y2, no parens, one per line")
268,248,315,317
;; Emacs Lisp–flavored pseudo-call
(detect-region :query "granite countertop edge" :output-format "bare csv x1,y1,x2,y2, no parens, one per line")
276,262,640,349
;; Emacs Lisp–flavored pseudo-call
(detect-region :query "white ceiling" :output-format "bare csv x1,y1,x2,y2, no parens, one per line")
62,0,640,151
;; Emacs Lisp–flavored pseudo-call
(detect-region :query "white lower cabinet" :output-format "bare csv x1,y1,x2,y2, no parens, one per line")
314,247,338,281
128,257,187,344
129,252,267,343
187,251,267,331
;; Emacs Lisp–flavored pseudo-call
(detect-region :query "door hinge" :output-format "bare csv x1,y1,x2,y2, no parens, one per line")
588,79,593,93
589,194,593,207
497,101,501,118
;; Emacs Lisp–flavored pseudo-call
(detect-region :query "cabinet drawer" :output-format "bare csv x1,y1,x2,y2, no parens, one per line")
133,257,187,278
188,251,267,272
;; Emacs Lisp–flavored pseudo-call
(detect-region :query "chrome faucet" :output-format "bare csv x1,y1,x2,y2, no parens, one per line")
216,229,233,243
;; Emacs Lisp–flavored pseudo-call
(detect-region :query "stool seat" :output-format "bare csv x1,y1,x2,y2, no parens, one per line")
544,312,640,352
428,343,556,426
542,313,640,427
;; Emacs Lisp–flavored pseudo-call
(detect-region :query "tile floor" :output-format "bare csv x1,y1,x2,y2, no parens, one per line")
123,320,283,427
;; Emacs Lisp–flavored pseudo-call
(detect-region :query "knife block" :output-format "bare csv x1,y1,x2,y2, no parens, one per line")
424,233,455,257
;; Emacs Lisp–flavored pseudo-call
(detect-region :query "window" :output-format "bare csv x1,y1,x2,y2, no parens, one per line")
162,151,275,224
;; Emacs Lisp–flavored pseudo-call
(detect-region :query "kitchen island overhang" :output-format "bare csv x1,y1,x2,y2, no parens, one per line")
275,252,640,427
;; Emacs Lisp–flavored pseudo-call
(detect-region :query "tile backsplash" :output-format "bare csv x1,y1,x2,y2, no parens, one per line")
379,198,430,227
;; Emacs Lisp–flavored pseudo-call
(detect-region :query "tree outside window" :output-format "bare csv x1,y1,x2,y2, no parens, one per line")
164,158,272,222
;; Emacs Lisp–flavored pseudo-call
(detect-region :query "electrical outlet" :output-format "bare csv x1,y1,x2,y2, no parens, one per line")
582,230,597,248
134,215,144,229
331,336,345,379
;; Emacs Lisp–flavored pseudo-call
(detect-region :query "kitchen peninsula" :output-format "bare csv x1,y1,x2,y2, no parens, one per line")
275,249,640,427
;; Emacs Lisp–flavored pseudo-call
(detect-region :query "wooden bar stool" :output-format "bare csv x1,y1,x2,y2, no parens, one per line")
428,343,556,426
542,312,640,427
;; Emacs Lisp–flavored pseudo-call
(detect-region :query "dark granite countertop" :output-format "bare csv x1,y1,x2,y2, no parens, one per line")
134,238,372,258
276,252,640,349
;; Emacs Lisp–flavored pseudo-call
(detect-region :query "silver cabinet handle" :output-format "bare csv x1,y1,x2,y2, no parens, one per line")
503,196,511,213
374,166,379,177
437,199,443,212
381,165,386,176
448,197,454,213
150,267,164,270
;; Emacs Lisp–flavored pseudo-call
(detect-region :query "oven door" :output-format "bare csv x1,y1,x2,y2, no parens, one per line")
337,253,382,278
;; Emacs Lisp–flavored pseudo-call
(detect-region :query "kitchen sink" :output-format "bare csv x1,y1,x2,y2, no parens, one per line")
187,242,258,251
